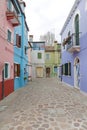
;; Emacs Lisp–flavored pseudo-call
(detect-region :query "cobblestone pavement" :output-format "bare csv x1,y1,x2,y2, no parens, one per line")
0,78,87,130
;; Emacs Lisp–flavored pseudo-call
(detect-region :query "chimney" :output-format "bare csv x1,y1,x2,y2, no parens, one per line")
54,40,58,43
18,0,26,12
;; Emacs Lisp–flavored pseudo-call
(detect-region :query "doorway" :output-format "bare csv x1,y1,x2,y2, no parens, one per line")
46,67,50,77
74,57,80,89
36,67,43,78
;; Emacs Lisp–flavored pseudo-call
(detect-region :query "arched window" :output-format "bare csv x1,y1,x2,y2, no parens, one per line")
75,14,79,45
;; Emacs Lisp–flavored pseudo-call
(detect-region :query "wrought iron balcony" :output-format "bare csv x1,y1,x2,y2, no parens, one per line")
6,10,20,27
67,33,80,53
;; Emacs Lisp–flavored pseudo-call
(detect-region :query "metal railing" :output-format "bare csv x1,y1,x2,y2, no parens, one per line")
67,33,80,50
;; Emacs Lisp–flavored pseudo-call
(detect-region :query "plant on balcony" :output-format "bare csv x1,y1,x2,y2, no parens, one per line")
62,36,71,46
24,76,27,80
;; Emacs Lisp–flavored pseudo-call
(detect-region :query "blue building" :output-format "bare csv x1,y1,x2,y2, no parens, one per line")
14,0,29,90
60,0,87,93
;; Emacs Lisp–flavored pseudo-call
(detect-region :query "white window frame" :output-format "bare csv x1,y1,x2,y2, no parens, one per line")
7,28,12,43
4,62,10,79
46,53,50,60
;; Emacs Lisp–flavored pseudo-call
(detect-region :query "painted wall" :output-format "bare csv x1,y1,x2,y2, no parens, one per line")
27,44,32,80
0,0,15,99
31,42,45,78
61,0,87,92
45,43,61,77
14,1,29,90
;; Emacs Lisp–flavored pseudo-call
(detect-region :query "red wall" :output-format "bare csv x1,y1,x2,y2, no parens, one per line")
0,79,14,100
0,82,2,100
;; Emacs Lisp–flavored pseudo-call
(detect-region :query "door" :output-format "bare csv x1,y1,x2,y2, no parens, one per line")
46,67,50,77
74,57,80,88
36,67,43,78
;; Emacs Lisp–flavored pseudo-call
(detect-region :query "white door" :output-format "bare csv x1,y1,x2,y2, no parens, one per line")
74,57,80,88
36,67,43,78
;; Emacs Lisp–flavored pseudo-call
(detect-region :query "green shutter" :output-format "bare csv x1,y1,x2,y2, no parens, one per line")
68,62,71,76
65,63,68,75
38,53,42,59
5,64,8,78
75,14,79,45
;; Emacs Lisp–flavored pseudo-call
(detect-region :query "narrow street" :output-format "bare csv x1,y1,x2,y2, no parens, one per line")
0,78,87,130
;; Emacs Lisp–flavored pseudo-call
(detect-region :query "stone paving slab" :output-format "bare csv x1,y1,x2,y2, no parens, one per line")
0,78,87,130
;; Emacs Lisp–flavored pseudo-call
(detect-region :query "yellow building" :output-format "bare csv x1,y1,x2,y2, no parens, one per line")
45,41,61,77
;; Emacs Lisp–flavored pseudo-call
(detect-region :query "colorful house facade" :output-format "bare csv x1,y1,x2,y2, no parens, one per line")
27,41,32,81
60,0,87,93
14,0,29,90
0,0,20,99
45,41,61,77
31,41,45,78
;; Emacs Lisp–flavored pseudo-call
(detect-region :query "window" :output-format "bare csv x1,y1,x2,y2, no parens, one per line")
68,31,71,45
62,62,71,76
54,66,57,73
14,63,20,77
4,63,10,79
63,39,65,50
37,53,42,59
7,0,12,11
7,29,11,42
16,34,21,48
25,47,27,55
46,54,50,60
75,14,79,45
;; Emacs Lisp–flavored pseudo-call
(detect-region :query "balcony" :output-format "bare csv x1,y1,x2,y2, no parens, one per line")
62,33,80,53
6,10,20,27
67,33,80,53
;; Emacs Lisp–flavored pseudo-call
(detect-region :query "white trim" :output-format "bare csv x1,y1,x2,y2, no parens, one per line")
4,62,10,79
72,9,81,33
74,57,80,89
60,0,81,35
7,28,12,43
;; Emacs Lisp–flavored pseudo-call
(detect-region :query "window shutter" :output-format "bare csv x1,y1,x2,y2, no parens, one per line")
65,63,68,75
38,53,42,59
16,34,21,48
75,14,79,45
16,34,19,47
14,63,17,77
19,36,21,47
17,64,20,77
68,62,71,76
14,63,20,77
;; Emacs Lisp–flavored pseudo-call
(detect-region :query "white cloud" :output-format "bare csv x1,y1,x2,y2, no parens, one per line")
24,0,76,41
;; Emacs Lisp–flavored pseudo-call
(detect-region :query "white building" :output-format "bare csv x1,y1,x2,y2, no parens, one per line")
31,41,45,78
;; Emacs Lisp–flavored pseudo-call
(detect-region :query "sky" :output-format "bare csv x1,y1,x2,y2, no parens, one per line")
24,0,76,42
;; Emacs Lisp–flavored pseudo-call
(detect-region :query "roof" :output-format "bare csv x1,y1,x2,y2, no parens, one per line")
45,46,54,51
60,0,81,35
31,41,45,44
11,0,29,31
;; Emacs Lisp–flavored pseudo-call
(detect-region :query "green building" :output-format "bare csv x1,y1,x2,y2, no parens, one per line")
45,41,61,77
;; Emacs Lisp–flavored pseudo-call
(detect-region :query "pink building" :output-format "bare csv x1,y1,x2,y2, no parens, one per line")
0,0,20,99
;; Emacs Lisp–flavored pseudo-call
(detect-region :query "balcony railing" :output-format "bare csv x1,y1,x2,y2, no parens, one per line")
67,33,80,53
6,9,20,27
